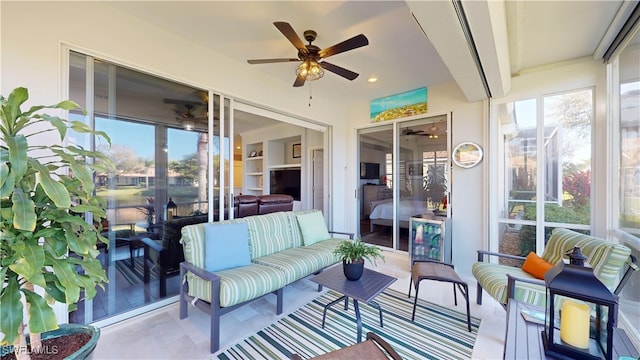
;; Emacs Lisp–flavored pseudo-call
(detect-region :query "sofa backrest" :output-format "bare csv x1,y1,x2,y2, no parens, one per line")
542,228,631,291
235,195,259,218
258,194,294,215
244,212,292,258
180,210,323,267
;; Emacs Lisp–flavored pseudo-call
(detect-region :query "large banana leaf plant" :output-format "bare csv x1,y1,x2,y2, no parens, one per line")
0,87,113,359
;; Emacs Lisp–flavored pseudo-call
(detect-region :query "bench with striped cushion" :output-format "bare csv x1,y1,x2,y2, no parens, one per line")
179,209,350,353
472,228,632,307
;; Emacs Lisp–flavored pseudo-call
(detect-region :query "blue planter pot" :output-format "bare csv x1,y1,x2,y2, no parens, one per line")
343,259,364,281
0,324,100,359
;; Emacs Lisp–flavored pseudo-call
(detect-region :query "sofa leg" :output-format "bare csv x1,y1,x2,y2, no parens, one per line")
276,288,284,315
476,283,483,305
210,302,220,353
179,264,188,319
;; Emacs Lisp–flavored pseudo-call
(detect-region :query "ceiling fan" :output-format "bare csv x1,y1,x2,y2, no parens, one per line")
402,128,425,136
402,125,440,138
247,22,369,87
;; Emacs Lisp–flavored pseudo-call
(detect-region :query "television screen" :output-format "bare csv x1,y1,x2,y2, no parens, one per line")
270,169,301,201
360,162,380,179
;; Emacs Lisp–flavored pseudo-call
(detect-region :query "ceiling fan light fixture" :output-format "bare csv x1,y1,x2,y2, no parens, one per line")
296,58,324,81
182,119,194,131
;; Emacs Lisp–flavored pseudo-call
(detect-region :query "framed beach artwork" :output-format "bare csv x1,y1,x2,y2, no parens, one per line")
370,87,428,122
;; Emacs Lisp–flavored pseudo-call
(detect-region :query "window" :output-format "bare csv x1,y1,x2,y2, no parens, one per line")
613,25,640,341
497,89,593,258
619,80,640,235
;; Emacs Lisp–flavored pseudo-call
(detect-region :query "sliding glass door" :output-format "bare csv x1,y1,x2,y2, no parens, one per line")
68,49,330,326
68,51,214,324
358,114,450,251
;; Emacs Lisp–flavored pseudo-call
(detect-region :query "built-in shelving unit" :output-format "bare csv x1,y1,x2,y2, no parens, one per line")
242,132,303,201
244,142,264,195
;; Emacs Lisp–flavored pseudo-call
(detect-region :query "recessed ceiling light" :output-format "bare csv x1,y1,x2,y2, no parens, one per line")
368,77,378,83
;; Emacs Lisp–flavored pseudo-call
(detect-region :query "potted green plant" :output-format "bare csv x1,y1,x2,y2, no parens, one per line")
424,163,447,211
333,239,385,281
0,87,113,360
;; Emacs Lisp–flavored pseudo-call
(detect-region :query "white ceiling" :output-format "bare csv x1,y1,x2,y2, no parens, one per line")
105,1,627,107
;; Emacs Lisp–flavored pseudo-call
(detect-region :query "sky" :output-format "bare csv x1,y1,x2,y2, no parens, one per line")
96,118,201,161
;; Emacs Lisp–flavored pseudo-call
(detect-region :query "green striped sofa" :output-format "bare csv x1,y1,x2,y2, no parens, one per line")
472,228,635,308
178,209,352,353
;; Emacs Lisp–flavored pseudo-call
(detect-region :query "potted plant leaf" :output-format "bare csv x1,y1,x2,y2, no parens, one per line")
333,239,384,281
0,87,113,360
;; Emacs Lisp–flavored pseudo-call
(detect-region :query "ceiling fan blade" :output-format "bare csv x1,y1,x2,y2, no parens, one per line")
319,34,368,59
274,21,308,56
247,58,299,64
163,98,203,106
320,62,359,80
293,74,306,87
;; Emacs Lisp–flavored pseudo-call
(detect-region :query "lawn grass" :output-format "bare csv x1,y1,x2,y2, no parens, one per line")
96,185,201,206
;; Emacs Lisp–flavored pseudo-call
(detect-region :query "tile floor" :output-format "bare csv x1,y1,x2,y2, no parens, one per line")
93,252,506,359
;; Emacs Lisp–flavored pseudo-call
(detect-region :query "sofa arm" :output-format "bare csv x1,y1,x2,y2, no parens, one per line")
506,273,545,300
180,261,221,283
329,230,354,239
477,249,527,262
140,236,163,253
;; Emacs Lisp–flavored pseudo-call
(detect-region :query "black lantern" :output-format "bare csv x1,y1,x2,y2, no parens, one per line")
166,197,177,219
543,247,618,360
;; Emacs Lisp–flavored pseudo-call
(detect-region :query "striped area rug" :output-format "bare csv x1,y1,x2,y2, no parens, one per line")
114,257,158,285
217,288,480,359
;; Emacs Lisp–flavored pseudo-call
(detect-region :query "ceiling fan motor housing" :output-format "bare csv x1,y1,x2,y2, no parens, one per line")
303,30,317,43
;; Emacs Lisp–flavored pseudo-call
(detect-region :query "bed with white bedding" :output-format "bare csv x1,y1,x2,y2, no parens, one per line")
368,199,428,231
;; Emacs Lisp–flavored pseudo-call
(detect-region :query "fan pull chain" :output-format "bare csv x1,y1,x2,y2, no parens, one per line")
308,82,313,107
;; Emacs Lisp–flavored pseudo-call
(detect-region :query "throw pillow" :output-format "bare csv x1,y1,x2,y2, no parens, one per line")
521,251,554,279
296,212,331,246
204,222,251,272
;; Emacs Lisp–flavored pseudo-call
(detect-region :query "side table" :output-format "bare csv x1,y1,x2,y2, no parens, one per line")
504,300,639,359
310,265,397,343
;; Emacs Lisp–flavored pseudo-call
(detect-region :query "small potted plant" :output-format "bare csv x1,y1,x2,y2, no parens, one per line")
1,87,113,359
333,239,385,281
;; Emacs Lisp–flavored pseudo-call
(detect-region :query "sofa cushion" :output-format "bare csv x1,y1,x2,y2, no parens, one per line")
245,212,292,258
287,209,320,247
542,228,631,290
296,211,331,246
521,252,554,280
204,222,251,272
181,218,248,269
472,262,547,306
252,240,341,283
186,263,288,307
258,194,294,214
